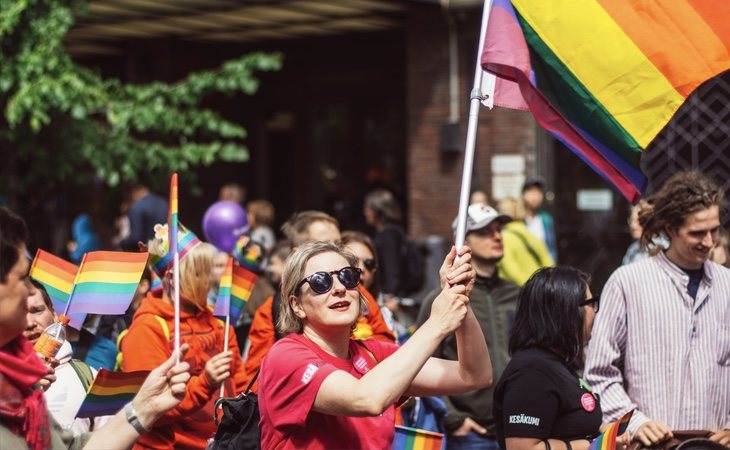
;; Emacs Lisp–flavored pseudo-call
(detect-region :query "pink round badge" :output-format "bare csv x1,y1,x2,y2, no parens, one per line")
580,393,596,412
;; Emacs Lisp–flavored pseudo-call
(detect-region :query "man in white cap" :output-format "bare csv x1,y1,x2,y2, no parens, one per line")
417,203,520,450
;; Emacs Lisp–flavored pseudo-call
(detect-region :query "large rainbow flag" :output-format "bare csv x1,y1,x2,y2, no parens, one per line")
482,0,730,201
66,251,149,316
589,409,633,450
76,369,149,418
29,250,86,329
392,425,444,450
213,259,257,325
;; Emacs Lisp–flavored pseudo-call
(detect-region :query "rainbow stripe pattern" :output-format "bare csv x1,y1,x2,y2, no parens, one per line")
392,425,444,450
76,369,149,418
589,410,633,450
214,261,258,325
168,173,178,263
213,257,234,317
149,270,163,294
482,0,730,201
66,251,149,316
233,234,264,272
149,223,201,277
29,250,86,329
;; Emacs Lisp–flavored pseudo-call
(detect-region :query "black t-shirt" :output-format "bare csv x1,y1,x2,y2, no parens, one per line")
494,348,602,448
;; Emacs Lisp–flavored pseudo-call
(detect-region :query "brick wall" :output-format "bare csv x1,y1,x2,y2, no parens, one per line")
405,6,536,239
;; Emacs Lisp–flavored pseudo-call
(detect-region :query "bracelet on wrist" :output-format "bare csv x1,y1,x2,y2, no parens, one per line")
124,402,150,435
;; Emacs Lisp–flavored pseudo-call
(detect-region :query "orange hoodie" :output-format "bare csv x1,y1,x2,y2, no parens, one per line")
122,291,247,450
242,285,395,389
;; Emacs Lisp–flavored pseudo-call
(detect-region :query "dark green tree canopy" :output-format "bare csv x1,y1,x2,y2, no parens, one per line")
0,0,282,203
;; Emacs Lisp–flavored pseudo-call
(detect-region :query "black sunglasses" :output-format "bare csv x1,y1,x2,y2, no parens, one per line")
580,296,600,313
362,258,377,271
296,266,362,295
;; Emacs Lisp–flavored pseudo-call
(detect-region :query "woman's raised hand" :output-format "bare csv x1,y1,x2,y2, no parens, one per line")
428,283,470,336
204,350,233,388
439,246,476,297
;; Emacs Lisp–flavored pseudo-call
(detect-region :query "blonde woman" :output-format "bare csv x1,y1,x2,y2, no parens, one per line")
258,241,492,449
122,226,247,450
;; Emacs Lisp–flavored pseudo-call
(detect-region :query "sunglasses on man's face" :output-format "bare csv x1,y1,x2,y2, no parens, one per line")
296,266,362,295
580,295,600,313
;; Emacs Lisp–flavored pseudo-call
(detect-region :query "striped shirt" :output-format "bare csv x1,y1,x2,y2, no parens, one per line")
585,251,730,435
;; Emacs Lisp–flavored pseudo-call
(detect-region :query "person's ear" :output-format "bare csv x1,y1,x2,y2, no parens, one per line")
290,296,306,319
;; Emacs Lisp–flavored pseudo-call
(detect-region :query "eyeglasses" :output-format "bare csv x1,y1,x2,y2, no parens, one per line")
296,266,362,295
580,296,600,313
362,258,377,271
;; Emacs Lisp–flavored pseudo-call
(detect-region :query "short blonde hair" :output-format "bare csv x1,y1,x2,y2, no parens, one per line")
277,241,367,336
148,239,215,311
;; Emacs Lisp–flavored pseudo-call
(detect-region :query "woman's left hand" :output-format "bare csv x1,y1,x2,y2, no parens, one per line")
439,246,476,297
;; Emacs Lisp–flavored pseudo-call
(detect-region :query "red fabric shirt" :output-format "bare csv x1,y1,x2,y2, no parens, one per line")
259,334,398,450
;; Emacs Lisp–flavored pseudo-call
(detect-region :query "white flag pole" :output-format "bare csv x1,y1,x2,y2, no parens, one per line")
173,253,181,364
219,314,230,398
454,0,496,249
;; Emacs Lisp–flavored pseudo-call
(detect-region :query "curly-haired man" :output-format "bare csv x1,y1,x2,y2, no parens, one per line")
585,171,730,448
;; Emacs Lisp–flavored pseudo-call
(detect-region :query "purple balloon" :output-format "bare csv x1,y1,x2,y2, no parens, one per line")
202,201,249,253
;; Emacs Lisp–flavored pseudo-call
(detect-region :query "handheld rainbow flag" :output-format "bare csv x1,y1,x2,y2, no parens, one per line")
213,261,257,326
29,250,86,329
392,425,444,450
482,0,730,201
588,409,634,450
66,251,149,316
76,369,149,418
213,257,234,316
169,173,178,257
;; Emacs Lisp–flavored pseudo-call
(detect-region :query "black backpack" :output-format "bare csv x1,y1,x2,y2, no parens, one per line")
208,371,261,450
399,235,426,296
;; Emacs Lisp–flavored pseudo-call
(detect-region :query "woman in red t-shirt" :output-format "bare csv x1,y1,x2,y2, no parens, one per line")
258,241,492,450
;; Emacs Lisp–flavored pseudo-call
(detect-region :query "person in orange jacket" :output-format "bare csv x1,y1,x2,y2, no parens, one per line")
242,211,394,388
122,225,247,450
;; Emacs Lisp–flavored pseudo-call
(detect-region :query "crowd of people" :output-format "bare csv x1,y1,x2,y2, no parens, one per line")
1,171,729,450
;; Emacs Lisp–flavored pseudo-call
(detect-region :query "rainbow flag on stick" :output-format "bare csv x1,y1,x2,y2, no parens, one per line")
29,250,86,329
66,251,149,316
169,173,178,255
213,260,257,325
482,0,730,202
392,425,444,450
76,369,149,418
589,409,633,450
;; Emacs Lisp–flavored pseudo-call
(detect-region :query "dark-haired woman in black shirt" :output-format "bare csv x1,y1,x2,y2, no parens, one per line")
493,266,630,450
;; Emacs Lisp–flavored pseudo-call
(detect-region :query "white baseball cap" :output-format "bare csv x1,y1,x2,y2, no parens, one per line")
452,203,512,234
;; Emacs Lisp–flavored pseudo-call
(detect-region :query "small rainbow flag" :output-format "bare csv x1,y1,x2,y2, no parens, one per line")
213,257,234,316
76,369,149,418
168,173,178,258
66,251,149,316
589,409,633,450
29,250,86,329
213,261,257,325
392,425,444,450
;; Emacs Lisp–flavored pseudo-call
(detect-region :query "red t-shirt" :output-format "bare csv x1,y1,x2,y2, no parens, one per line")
259,334,399,450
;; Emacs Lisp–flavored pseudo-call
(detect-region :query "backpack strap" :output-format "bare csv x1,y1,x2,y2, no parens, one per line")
69,359,95,393
154,315,170,341
115,315,169,371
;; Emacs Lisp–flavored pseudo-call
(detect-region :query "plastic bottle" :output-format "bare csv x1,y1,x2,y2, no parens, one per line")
34,314,70,359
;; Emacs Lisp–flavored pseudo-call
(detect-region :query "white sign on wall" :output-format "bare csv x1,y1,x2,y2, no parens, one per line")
491,154,526,200
577,189,613,211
